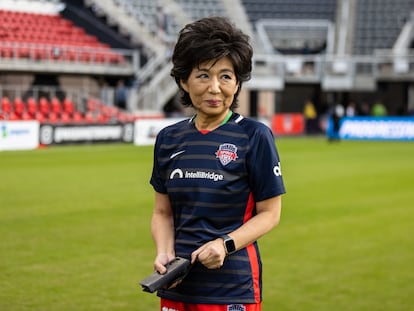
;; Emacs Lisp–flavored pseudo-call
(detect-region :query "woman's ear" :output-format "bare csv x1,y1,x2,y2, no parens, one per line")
234,83,241,95
180,79,189,93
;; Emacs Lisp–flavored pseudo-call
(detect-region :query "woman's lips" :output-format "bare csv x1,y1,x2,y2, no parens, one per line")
206,100,220,105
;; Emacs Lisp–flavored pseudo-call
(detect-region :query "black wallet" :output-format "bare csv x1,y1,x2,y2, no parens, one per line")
139,257,191,293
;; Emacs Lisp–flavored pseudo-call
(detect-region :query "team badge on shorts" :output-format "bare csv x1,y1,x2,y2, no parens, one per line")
216,143,238,166
228,304,246,311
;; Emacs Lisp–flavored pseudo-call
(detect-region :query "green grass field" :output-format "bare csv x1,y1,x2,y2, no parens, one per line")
1,138,413,311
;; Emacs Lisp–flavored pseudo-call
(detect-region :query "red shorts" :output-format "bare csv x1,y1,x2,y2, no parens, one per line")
160,298,262,311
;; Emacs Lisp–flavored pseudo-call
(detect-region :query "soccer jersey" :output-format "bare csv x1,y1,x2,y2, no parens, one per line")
150,112,286,304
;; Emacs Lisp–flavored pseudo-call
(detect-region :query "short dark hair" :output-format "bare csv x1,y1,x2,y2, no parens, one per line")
170,16,253,109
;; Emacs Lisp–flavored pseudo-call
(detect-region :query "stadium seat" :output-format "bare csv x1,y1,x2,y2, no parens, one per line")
86,99,98,112
72,111,84,123
47,111,59,123
17,46,30,58
8,112,20,120
1,97,13,115
63,98,75,114
50,97,62,114
97,113,109,124
20,111,33,120
60,112,71,123
80,51,91,63
39,97,50,115
84,111,96,123
34,111,46,123
13,97,25,116
27,97,38,116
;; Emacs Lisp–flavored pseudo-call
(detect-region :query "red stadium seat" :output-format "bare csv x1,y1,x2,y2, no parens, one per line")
34,111,46,123
86,99,98,112
33,47,47,60
8,112,20,120
17,46,30,58
47,112,59,123
65,50,77,62
13,97,25,116
60,112,71,123
27,97,38,116
95,52,105,63
84,111,95,123
1,46,13,58
50,97,62,114
1,97,12,114
72,111,84,123
20,111,33,120
80,51,91,63
39,97,50,115
63,98,75,114
97,113,109,123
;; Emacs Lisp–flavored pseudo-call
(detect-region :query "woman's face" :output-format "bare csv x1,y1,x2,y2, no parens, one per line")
180,56,239,119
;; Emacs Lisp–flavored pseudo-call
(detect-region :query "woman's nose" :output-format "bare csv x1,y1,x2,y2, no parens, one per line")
208,77,221,94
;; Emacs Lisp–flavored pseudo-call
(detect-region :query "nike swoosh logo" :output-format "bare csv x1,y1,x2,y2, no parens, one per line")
170,150,186,159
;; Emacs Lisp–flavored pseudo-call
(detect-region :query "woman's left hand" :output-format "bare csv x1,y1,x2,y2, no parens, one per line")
191,238,226,269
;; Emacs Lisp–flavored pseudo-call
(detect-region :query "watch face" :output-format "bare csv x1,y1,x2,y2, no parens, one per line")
225,238,236,254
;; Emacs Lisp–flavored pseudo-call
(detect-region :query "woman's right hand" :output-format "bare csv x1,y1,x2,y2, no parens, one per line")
154,253,176,274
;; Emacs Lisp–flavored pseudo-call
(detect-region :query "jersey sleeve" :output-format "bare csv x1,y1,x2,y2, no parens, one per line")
246,124,286,201
149,130,167,194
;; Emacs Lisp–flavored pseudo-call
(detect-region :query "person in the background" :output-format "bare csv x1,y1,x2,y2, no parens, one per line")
358,101,370,116
346,100,357,117
371,100,388,117
149,16,286,311
328,103,344,142
115,79,127,110
303,99,318,134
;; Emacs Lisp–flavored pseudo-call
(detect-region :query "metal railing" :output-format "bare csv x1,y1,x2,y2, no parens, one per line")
250,51,414,90
0,42,138,75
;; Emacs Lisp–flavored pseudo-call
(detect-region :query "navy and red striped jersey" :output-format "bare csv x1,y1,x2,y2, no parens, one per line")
150,112,286,304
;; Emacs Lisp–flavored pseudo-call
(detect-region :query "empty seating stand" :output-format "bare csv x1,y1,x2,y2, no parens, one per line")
353,0,414,55
115,0,228,40
241,0,337,25
0,9,125,64
174,0,227,21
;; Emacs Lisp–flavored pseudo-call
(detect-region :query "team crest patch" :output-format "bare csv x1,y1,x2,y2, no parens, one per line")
216,143,238,166
227,304,246,311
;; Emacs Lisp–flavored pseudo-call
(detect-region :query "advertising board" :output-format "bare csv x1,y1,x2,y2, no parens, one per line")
134,118,185,145
327,117,414,141
0,121,39,151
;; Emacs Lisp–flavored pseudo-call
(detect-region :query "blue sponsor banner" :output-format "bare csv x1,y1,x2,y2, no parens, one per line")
327,117,414,141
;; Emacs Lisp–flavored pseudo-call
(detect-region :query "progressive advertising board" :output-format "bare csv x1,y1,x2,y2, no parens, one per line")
327,117,414,141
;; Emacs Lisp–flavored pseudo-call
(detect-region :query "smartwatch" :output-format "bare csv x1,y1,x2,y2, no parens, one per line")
221,234,236,255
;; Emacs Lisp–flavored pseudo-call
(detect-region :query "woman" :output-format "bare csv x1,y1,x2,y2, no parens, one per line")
149,16,286,311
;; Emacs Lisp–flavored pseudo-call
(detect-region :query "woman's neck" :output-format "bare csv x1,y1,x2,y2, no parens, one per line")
194,110,232,131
